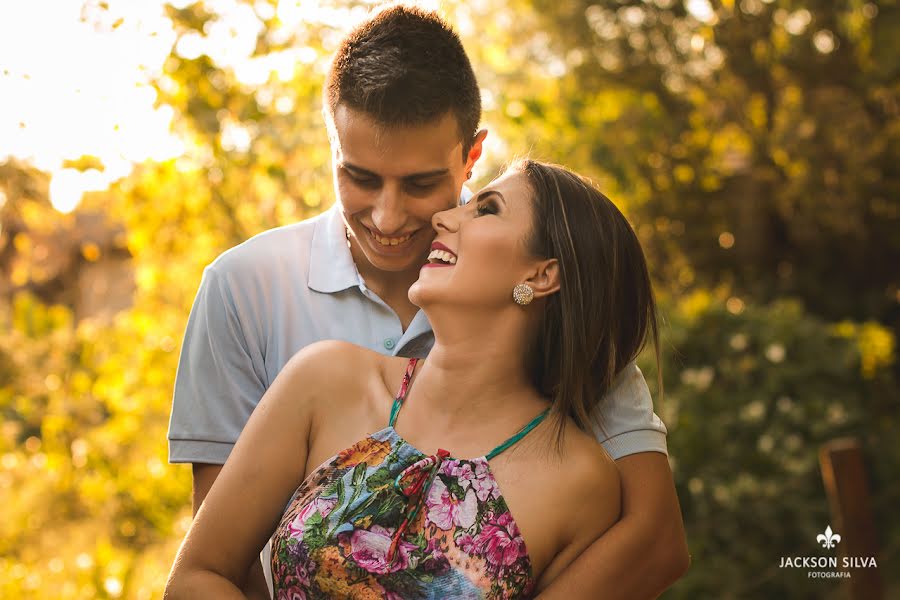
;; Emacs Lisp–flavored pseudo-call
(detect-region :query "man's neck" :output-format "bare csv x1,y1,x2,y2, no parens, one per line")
350,241,422,331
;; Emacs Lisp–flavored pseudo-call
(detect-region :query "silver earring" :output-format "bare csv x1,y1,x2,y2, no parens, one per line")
512,284,534,306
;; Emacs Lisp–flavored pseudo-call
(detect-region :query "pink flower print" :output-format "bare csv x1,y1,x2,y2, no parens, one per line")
276,588,307,600
349,525,418,574
426,477,478,531
287,497,338,540
421,536,451,576
443,461,476,491
290,558,311,587
456,532,476,555
472,511,527,574
471,460,499,502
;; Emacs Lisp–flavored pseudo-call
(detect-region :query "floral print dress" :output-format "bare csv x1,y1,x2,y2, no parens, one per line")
271,358,550,599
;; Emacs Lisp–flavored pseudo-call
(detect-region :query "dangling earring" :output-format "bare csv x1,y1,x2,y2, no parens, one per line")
512,284,534,306
466,170,473,180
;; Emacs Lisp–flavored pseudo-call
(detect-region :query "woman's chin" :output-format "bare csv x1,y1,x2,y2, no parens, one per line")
407,281,431,308
408,276,451,309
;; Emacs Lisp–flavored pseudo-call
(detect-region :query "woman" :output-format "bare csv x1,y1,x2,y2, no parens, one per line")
165,160,660,599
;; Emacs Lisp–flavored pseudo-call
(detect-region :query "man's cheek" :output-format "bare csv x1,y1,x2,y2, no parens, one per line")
336,184,363,212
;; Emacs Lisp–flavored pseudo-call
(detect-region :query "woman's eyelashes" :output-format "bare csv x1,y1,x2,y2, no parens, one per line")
474,198,499,217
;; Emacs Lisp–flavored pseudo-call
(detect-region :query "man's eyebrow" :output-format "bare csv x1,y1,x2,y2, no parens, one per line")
472,189,506,205
404,168,450,180
341,162,449,180
340,162,378,178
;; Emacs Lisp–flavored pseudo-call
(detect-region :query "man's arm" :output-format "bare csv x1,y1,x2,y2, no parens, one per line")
168,264,273,598
538,452,690,599
193,465,270,600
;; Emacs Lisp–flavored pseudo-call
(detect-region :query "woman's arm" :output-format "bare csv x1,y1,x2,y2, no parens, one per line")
164,342,340,599
537,452,690,600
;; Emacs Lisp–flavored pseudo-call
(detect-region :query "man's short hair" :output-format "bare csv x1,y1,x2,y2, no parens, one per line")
325,4,481,155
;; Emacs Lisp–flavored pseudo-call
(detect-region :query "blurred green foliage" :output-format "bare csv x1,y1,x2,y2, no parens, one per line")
643,293,899,598
0,0,897,598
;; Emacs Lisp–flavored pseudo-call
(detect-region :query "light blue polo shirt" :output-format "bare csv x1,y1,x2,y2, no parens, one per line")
167,202,667,465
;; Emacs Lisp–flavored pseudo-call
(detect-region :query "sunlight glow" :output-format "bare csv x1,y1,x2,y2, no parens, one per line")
49,168,107,214
1,0,506,212
0,0,181,211
685,0,716,24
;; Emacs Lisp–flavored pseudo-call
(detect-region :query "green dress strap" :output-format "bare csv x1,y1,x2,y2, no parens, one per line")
485,407,551,461
388,357,419,427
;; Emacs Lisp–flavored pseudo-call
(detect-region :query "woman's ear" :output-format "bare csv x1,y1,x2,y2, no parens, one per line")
525,258,560,299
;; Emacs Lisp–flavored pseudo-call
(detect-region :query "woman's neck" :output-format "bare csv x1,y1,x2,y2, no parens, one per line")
408,307,548,429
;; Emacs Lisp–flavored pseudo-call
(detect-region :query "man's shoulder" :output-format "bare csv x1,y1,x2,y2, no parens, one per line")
208,208,333,279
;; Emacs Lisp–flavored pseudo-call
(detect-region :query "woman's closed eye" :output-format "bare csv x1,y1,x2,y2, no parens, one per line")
475,199,499,217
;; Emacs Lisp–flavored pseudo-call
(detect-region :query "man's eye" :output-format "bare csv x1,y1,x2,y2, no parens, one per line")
349,174,379,188
406,181,438,193
475,200,498,216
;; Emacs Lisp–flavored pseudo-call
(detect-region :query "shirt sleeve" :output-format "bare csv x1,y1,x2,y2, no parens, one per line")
589,362,669,460
167,264,267,465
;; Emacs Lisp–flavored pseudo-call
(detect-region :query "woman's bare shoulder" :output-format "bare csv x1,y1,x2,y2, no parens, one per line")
554,423,622,533
280,340,385,391
526,421,621,590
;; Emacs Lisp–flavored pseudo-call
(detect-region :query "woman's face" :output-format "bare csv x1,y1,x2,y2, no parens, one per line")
408,170,543,310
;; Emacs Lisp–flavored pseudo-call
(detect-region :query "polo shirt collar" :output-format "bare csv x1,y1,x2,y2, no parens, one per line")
308,203,362,293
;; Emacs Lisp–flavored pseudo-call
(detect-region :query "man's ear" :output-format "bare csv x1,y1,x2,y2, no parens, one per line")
465,129,488,172
524,258,560,299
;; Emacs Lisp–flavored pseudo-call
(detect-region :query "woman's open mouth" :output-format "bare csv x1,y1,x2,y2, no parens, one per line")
423,242,457,268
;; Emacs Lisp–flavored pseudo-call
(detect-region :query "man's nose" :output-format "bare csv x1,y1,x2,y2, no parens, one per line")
371,183,406,234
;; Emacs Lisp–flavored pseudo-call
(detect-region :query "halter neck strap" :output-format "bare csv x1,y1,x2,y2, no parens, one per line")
388,357,549,461
388,358,419,427
485,408,551,460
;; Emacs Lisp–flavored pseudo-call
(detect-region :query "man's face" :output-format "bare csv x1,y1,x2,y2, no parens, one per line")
330,104,484,276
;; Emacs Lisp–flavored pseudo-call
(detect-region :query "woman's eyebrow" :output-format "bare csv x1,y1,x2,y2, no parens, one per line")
473,190,507,205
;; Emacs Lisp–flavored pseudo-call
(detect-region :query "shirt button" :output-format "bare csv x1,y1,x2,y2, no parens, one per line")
384,338,396,350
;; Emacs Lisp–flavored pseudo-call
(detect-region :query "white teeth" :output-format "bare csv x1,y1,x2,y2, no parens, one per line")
427,249,457,264
372,231,412,246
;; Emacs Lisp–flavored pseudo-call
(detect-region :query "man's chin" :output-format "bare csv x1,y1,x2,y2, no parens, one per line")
362,250,423,275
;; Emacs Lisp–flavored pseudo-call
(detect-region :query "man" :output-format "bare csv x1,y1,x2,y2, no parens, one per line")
168,5,689,599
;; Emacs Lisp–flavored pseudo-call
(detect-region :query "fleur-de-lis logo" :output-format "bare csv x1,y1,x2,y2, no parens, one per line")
817,525,842,549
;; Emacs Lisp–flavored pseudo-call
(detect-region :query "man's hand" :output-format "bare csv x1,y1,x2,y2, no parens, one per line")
538,452,690,599
192,463,271,600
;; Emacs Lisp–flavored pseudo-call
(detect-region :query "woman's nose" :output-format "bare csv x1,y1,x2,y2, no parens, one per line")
431,205,461,232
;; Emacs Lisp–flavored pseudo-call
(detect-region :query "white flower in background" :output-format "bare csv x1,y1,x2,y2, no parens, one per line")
765,343,786,363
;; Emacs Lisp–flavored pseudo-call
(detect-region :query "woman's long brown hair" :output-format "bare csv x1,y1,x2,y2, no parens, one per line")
516,160,661,444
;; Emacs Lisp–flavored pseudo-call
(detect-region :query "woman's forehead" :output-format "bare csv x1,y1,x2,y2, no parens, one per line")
482,170,530,198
